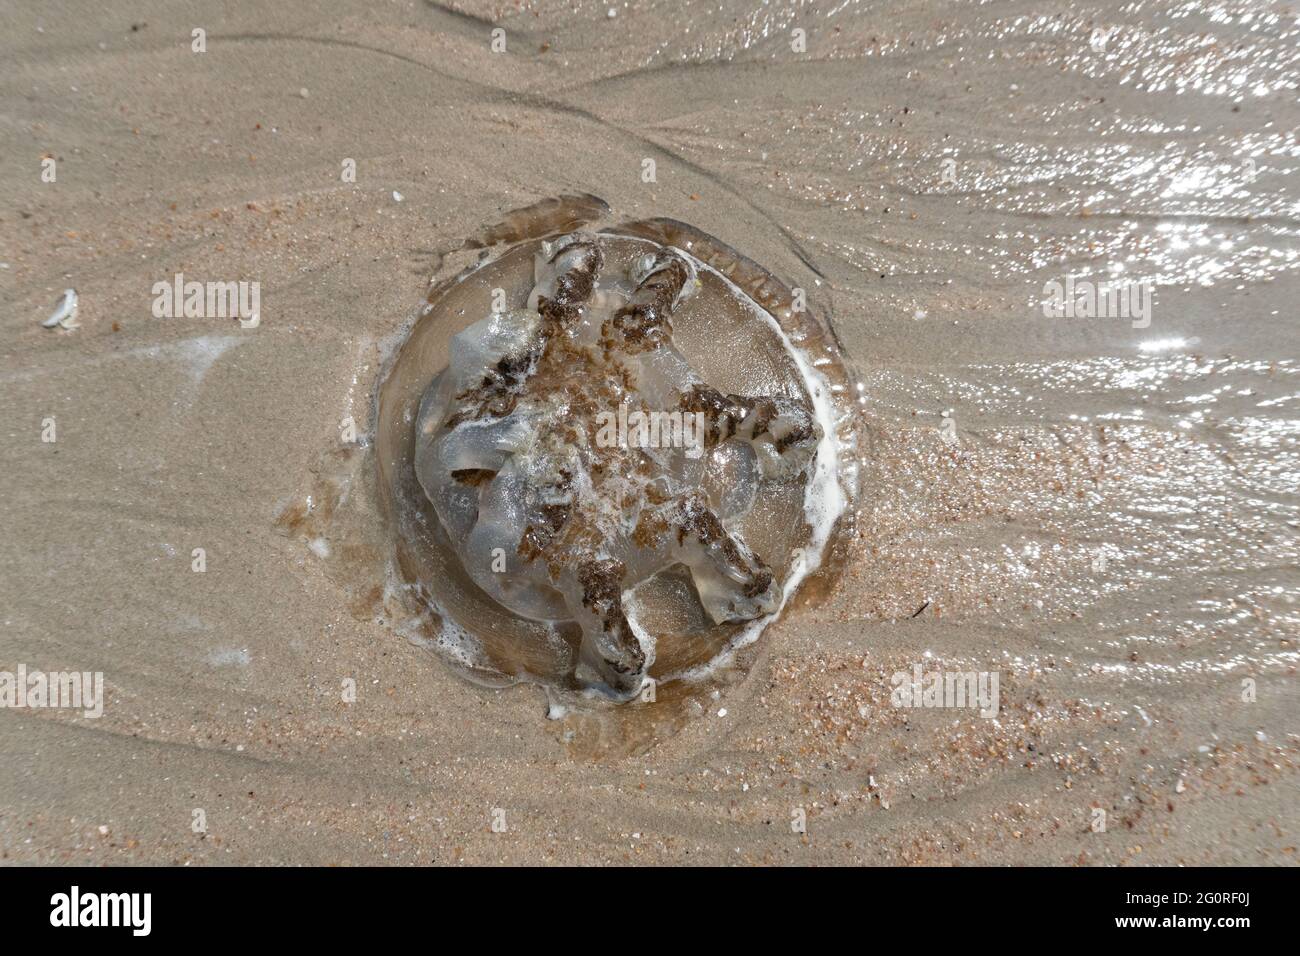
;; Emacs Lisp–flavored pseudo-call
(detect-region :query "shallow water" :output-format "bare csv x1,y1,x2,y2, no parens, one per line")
1,0,1295,863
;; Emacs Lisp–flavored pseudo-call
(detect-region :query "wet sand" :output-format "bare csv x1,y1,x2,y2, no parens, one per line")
1,1,1296,864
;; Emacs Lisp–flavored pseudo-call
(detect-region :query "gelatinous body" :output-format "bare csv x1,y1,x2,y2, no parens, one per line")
414,234,822,692
375,199,857,703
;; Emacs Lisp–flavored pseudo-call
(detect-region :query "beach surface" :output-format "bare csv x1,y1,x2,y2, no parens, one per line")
1,0,1297,864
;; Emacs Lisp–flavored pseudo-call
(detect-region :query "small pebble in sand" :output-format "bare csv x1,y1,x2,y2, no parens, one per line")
717,708,727,718
392,191,404,203
608,8,618,18
299,87,309,98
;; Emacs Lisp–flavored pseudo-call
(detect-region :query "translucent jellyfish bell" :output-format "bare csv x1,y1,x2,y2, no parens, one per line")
375,197,859,703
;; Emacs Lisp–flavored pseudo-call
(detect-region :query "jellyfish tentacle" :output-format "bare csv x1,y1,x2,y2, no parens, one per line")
530,233,603,330
602,249,694,353
630,492,779,624
680,383,820,478
567,557,645,693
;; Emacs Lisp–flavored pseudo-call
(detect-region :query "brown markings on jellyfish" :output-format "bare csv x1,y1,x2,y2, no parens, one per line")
575,557,645,681
600,249,691,354
680,383,819,474
534,234,603,331
374,195,860,719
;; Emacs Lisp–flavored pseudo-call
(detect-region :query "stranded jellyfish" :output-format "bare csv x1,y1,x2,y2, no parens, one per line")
375,196,858,703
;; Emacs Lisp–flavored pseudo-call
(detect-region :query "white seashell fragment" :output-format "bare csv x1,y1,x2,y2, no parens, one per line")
42,288,79,330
